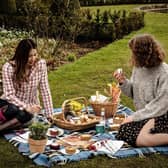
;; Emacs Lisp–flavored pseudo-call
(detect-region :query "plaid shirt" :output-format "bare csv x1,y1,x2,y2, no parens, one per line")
1,59,53,117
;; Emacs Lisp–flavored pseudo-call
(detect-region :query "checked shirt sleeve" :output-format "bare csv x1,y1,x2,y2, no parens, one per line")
39,60,54,117
2,63,27,110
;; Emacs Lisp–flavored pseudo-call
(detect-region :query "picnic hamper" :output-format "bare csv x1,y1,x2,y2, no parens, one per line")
90,82,121,118
52,97,101,131
90,101,119,118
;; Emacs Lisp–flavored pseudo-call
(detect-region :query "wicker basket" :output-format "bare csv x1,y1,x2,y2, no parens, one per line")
52,97,101,131
90,101,118,118
113,113,126,124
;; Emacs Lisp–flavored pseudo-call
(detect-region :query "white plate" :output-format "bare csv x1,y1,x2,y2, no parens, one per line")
59,148,80,155
47,128,64,137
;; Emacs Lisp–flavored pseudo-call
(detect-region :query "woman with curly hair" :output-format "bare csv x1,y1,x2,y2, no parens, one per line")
114,34,168,147
0,39,53,131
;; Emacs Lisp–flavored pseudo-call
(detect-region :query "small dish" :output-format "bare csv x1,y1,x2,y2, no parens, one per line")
59,148,80,155
47,128,64,137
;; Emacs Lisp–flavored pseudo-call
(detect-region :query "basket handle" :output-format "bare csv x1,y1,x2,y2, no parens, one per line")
61,97,89,120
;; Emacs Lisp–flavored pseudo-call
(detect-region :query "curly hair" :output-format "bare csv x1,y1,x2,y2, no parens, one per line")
129,34,165,68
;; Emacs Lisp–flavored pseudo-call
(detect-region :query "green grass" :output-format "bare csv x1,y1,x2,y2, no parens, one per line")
1,4,168,168
82,4,140,12
51,5,168,109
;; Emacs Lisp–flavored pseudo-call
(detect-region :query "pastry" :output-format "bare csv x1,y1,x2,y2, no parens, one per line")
109,124,120,131
65,146,76,154
80,134,92,141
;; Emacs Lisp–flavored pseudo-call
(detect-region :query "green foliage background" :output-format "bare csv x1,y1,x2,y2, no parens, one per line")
0,4,168,168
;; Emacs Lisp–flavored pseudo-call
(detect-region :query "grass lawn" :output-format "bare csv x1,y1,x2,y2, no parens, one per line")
1,4,168,168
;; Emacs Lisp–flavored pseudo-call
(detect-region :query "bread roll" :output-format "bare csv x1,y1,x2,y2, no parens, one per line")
65,146,76,154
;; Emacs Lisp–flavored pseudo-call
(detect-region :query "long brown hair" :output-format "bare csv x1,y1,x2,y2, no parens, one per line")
11,39,37,82
129,34,165,68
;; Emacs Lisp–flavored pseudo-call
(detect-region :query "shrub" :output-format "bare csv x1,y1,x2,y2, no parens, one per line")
79,0,168,6
77,9,144,42
67,52,77,62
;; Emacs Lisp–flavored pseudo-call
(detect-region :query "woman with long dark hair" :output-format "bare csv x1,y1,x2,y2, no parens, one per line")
0,39,53,131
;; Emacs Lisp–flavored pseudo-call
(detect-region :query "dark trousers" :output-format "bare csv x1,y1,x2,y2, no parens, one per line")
0,99,33,124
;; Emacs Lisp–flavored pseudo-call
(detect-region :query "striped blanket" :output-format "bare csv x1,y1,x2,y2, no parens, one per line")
3,105,168,167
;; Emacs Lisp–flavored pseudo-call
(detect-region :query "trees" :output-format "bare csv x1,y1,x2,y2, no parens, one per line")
50,0,81,41
0,0,16,14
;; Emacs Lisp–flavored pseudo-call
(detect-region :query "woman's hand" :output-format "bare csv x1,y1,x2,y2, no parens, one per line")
26,104,41,114
122,115,133,124
113,69,126,85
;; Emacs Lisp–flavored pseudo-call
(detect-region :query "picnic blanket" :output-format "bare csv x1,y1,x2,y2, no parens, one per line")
3,104,168,167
